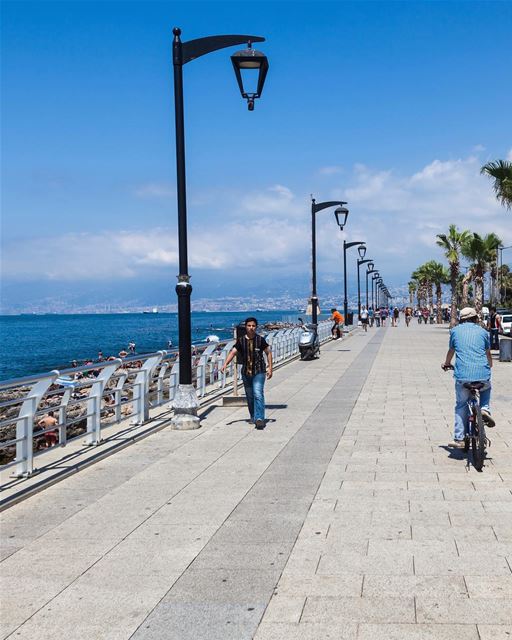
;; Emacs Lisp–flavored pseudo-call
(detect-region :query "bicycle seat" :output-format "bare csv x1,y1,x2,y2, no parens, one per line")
463,381,491,392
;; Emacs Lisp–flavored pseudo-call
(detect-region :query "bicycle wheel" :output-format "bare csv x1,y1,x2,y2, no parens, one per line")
471,406,486,472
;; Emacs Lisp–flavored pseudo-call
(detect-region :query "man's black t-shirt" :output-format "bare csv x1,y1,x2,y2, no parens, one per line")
235,334,269,377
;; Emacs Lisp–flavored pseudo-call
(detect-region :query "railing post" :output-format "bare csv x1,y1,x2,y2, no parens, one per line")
85,360,122,446
157,361,170,406
169,359,180,401
132,352,164,425
196,343,217,398
12,371,59,478
58,388,73,446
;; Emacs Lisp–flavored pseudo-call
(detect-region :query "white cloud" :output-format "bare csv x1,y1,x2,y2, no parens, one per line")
318,166,344,176
507,148,512,161
4,154,511,286
133,182,175,198
241,184,295,215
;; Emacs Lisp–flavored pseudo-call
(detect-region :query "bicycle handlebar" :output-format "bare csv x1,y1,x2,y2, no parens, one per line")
442,364,454,371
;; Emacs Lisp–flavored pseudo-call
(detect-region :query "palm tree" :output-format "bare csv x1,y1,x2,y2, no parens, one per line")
408,281,416,306
424,260,449,323
462,233,502,313
481,160,512,210
411,267,428,309
436,224,471,326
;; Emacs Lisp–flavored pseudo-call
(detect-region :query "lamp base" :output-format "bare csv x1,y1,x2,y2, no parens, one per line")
170,384,201,430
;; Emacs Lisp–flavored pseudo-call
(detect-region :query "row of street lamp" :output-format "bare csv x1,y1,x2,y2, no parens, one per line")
169,28,391,428
309,198,390,329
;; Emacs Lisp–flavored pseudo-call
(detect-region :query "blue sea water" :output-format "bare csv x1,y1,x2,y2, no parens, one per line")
0,311,313,380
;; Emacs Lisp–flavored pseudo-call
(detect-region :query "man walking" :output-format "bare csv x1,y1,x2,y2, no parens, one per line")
442,307,494,449
221,317,273,430
360,305,369,332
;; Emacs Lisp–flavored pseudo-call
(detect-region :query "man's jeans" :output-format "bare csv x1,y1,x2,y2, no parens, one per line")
242,372,266,422
454,380,491,441
489,328,500,350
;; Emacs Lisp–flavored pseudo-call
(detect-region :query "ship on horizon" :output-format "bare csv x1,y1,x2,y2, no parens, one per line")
142,307,159,314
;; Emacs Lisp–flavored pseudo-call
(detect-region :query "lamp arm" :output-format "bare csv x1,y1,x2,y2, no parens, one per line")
176,33,265,65
313,200,347,214
358,259,373,266
345,241,365,249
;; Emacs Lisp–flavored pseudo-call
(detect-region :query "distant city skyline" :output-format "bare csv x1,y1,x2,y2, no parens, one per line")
2,1,511,313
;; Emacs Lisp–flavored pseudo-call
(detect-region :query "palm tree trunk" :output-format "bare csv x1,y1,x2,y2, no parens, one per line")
474,275,484,313
436,284,442,323
461,270,472,307
450,264,458,327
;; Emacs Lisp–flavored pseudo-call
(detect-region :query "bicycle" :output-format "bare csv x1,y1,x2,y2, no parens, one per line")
442,364,491,472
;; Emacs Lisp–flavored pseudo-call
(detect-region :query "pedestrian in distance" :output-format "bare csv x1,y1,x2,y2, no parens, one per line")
441,307,495,449
405,306,413,327
329,308,344,340
221,317,273,430
368,307,375,327
487,307,502,351
360,305,369,332
37,411,58,448
392,307,400,327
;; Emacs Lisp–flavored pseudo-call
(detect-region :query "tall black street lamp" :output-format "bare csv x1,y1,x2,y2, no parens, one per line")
357,258,373,317
171,28,269,429
340,240,366,323
309,199,348,326
372,271,382,311
365,262,375,309
370,271,379,310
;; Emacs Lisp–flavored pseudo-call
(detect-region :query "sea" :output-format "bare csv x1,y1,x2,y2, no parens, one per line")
0,310,325,381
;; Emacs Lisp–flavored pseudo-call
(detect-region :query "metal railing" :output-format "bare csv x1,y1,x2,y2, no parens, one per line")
0,321,332,481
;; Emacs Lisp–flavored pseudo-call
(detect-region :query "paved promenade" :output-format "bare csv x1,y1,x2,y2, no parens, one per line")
1,322,511,639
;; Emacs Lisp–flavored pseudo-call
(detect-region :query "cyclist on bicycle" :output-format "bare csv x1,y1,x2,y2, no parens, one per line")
442,307,494,449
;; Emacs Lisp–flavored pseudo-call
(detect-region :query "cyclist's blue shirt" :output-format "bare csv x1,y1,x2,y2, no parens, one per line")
449,323,491,381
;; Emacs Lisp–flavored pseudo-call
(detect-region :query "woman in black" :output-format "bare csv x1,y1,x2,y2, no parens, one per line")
487,307,501,350
221,317,273,429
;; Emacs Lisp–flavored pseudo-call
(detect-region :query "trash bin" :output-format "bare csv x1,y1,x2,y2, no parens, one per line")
346,312,354,326
499,338,512,362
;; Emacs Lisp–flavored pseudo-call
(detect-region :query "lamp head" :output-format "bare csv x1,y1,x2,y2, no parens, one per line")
231,41,269,110
357,244,367,259
334,206,349,229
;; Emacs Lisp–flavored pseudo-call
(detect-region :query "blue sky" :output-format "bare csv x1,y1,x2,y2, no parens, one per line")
2,1,511,311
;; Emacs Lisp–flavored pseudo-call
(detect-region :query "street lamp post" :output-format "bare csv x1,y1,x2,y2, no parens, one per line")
365,262,374,309
371,272,380,310
357,258,373,317
310,199,348,326
171,28,269,429
343,240,366,322
342,241,366,322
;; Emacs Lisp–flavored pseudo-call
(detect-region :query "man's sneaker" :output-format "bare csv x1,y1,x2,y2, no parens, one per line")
449,439,465,449
255,419,265,430
481,410,495,428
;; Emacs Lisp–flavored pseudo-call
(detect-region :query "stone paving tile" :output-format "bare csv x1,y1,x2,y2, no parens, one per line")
416,594,512,624
301,595,415,623
477,625,512,640
254,621,358,640
362,575,467,598
357,623,480,639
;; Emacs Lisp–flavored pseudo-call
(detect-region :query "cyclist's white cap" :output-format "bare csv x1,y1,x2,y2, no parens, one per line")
460,307,478,320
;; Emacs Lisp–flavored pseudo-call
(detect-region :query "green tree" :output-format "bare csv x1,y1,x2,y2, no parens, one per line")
424,260,450,323
436,224,471,326
408,281,416,306
462,233,502,313
481,160,512,210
